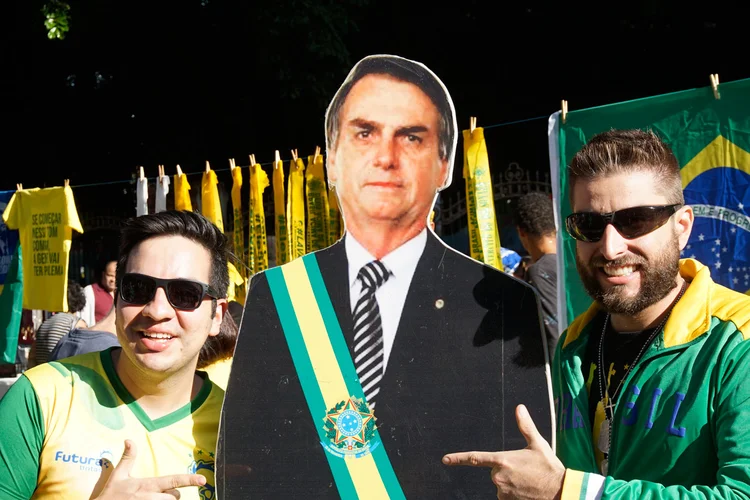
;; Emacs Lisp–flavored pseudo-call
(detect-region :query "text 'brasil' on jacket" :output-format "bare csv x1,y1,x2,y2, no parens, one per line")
553,259,750,499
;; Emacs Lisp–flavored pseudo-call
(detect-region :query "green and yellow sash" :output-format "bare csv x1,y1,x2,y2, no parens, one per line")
266,254,405,499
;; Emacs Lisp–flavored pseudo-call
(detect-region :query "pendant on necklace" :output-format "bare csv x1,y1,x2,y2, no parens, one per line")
597,419,610,455
601,458,608,476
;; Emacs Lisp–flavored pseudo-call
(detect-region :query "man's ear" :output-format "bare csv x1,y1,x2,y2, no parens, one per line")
437,157,450,191
209,299,228,338
327,150,338,187
676,205,694,250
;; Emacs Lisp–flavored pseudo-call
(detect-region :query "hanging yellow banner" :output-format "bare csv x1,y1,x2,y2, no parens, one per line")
305,154,330,253
174,170,193,211
230,164,246,303
201,167,224,233
227,261,243,302
246,164,257,276
327,186,343,245
273,158,289,266
463,127,502,270
287,157,306,260
250,162,270,274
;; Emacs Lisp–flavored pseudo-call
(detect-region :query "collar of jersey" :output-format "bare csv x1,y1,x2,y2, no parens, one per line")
100,347,214,431
561,258,740,350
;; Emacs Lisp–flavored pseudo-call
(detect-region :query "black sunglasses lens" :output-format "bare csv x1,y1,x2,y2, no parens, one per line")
569,213,607,242
167,280,205,309
121,274,156,304
614,206,673,239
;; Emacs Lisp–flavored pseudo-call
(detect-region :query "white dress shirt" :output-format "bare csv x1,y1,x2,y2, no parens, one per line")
345,229,427,373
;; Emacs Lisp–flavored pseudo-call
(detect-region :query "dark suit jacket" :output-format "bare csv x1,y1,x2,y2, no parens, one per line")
218,232,552,499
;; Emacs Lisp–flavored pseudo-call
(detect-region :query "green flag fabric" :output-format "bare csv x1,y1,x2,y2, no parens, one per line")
0,244,23,364
550,77,750,329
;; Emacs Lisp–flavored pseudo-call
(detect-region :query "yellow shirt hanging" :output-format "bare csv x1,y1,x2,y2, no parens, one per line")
201,169,224,233
2,186,83,312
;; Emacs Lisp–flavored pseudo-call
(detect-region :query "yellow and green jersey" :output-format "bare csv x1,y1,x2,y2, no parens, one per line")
0,347,223,500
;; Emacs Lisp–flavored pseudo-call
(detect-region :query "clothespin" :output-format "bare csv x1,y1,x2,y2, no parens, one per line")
16,183,23,191
291,149,298,162
139,166,145,180
205,161,211,173
274,150,280,168
176,165,183,176
561,100,568,124
249,154,256,166
64,179,69,188
710,74,720,100
469,116,477,133
313,146,321,163
229,158,236,170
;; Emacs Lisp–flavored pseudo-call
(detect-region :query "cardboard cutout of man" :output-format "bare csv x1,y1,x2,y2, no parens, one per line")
218,54,552,499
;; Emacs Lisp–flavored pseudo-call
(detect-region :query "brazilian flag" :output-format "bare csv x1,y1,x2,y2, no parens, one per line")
549,77,750,328
0,245,23,364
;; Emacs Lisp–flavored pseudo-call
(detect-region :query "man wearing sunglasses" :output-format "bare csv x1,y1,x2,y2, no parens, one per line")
0,210,231,499
443,129,750,498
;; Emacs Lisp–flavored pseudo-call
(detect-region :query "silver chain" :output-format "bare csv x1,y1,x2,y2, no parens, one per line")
597,280,687,456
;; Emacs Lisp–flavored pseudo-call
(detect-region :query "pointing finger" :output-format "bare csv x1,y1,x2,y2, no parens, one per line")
150,473,207,492
442,451,502,467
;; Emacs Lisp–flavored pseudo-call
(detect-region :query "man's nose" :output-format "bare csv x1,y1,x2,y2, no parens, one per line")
373,137,397,170
141,286,175,320
599,224,629,261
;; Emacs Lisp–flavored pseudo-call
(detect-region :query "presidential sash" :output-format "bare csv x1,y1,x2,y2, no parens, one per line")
266,254,405,500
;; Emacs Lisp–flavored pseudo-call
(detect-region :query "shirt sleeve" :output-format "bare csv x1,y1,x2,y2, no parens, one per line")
2,192,20,230
0,375,45,499
63,186,83,234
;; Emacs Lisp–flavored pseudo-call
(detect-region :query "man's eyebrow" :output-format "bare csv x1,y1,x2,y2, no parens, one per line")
346,118,378,129
396,125,429,135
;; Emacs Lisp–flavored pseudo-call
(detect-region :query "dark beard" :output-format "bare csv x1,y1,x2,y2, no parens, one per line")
576,237,681,315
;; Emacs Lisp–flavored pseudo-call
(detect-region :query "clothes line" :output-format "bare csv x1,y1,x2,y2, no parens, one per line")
36,112,550,191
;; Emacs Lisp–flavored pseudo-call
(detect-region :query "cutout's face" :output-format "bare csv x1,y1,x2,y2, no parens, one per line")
328,74,448,230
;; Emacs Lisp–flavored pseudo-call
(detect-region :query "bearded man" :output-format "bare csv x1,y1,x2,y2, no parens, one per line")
443,129,750,499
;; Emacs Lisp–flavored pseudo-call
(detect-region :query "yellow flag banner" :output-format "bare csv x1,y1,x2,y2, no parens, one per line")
463,127,502,270
287,158,306,260
246,166,257,275
327,186,343,246
273,159,289,266
174,172,193,211
227,261,243,302
250,163,270,274
305,154,330,253
201,168,224,232
230,165,246,303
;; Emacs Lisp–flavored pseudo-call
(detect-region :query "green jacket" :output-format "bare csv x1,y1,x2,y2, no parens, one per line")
554,259,750,499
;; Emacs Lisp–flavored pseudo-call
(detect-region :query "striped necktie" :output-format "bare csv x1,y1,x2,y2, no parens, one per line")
352,260,391,409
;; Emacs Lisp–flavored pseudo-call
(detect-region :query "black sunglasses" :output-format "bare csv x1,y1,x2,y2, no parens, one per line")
566,204,682,243
119,273,219,310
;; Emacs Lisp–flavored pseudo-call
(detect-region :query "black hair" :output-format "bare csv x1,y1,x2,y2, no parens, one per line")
515,192,556,237
325,55,456,164
67,280,86,313
116,210,232,367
